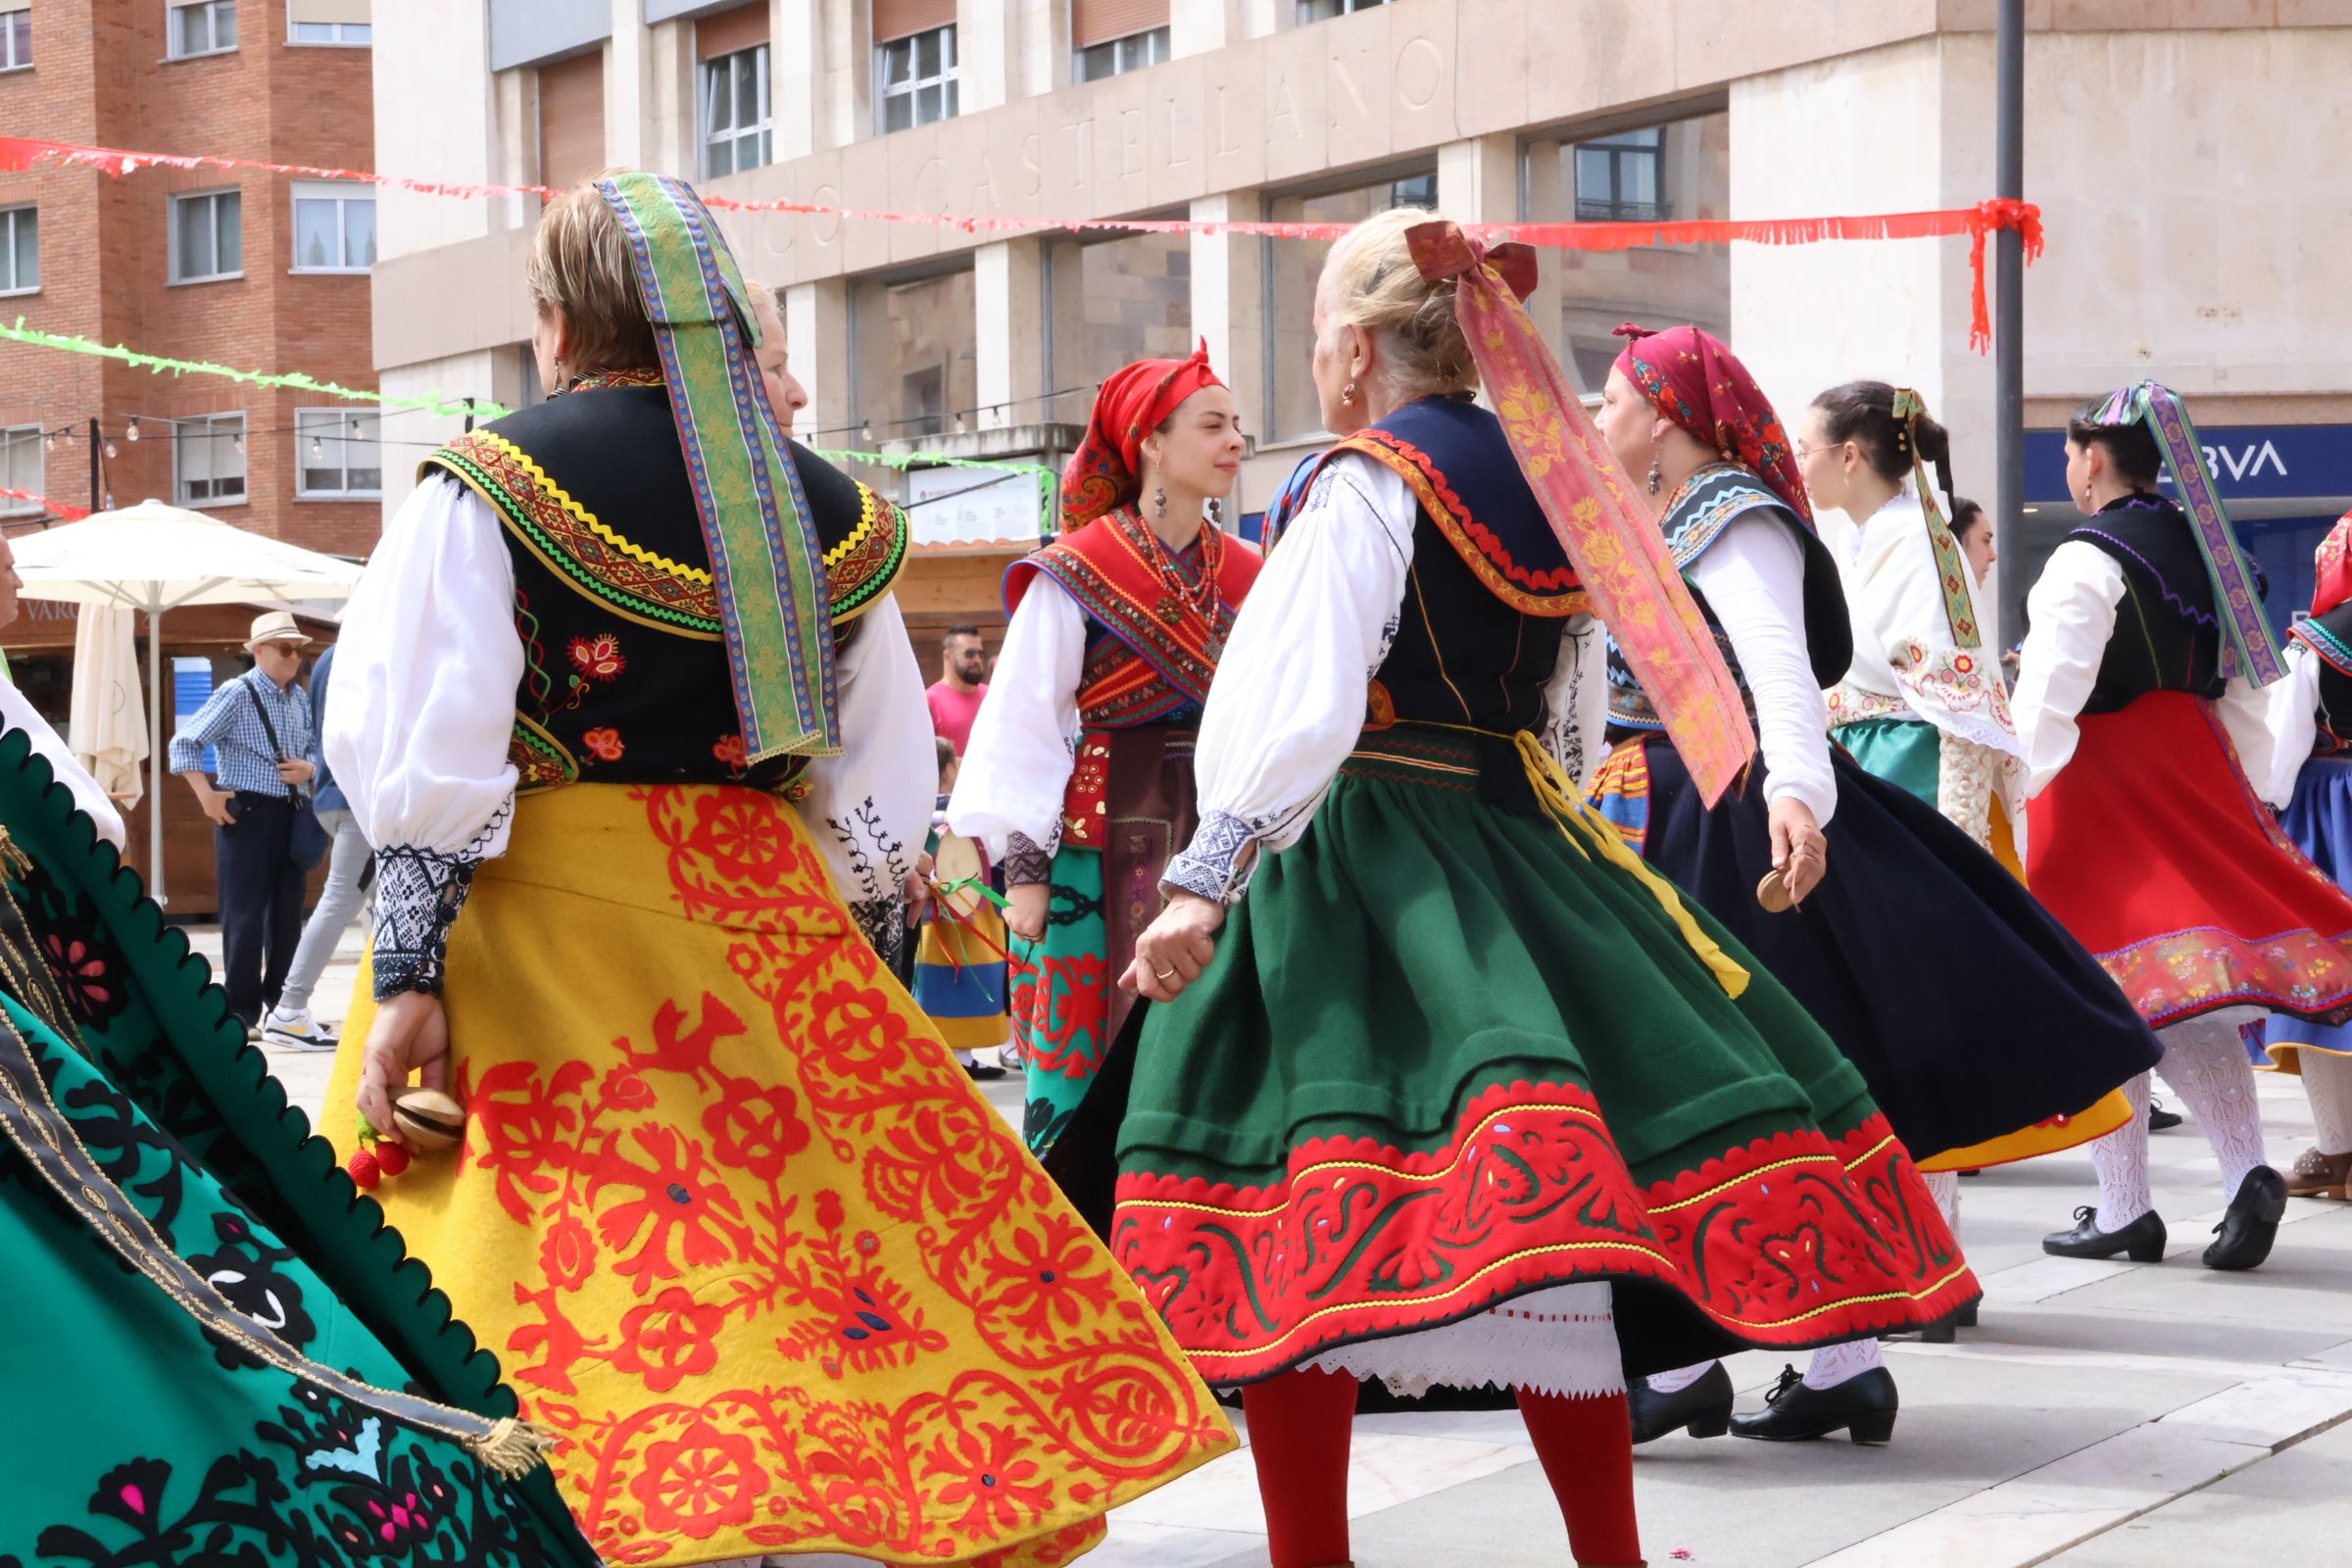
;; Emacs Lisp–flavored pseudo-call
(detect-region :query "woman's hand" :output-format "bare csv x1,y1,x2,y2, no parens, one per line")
355,992,452,1152
1121,892,1227,1003
904,851,934,929
1767,794,1829,906
1006,880,1051,945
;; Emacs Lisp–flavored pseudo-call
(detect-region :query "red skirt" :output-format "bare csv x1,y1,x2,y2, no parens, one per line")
2028,691,2352,1028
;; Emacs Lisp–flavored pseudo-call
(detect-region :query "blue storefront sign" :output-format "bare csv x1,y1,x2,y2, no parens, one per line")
2023,423,2352,506
2024,423,2352,637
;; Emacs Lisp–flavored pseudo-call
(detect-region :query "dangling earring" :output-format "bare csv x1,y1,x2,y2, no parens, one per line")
1153,486,1167,522
1207,497,1221,524
1342,381,1358,405
552,356,565,393
1646,458,1663,496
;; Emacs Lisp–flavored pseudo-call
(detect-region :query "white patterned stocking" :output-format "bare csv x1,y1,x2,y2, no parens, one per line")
1923,1169,1961,1236
2302,1051,2352,1156
2155,1013,2271,1203
2091,1070,2155,1233
1801,1337,1883,1391
1646,1361,1717,1395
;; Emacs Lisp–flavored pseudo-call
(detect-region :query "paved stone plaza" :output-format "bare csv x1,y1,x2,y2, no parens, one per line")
240,927,2352,1567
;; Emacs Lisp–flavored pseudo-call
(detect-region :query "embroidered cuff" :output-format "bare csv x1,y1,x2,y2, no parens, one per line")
850,897,906,972
368,801,511,1001
1162,809,1265,906
1002,831,1054,888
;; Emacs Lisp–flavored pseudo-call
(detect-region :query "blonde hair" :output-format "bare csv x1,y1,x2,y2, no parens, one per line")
524,174,660,372
1315,207,1478,405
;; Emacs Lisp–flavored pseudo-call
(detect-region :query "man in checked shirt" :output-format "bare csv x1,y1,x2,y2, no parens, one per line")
169,612,319,1036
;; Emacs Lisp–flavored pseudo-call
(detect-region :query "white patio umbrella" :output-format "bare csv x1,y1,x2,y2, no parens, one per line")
68,605,148,808
11,498,366,903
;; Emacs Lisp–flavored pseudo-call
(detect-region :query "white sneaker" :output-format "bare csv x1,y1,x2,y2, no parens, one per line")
263,1005,340,1052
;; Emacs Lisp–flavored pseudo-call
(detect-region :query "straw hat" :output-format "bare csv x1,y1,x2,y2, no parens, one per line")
243,611,309,650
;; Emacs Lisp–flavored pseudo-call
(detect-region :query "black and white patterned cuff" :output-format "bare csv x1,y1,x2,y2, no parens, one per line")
368,801,511,1001
850,897,906,971
1002,831,1054,889
1161,809,1265,906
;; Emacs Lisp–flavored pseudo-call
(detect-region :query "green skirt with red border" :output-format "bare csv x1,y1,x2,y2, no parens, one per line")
1113,724,1977,1386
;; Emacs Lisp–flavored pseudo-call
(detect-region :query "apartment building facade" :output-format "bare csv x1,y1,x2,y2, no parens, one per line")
0,0,380,554
370,0,2352,647
0,0,377,906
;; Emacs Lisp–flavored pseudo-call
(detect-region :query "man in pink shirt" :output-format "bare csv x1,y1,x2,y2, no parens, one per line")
926,623,990,754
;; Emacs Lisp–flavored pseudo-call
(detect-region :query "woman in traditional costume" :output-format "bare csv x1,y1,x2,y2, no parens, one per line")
1803,381,2138,1227
322,173,1229,1568
1586,329,2158,1446
2255,513,2352,1199
0,557,593,1565
2016,383,2352,1273
1111,210,1974,1568
949,345,1258,1155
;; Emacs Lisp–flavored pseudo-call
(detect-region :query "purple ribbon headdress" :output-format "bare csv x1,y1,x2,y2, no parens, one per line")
2094,380,2284,686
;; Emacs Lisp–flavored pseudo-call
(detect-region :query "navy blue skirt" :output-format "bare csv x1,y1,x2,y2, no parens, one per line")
1594,735,2161,1162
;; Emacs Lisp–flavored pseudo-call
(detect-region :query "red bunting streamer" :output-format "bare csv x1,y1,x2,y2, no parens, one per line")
0,134,2042,355
0,487,89,522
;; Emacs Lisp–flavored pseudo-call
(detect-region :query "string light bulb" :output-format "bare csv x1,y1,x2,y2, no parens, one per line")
953,413,966,434
859,422,875,444
310,436,325,462
103,440,117,459
123,417,139,443
41,431,54,452
232,433,245,454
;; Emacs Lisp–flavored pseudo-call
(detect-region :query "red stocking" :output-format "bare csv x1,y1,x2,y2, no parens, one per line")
1241,1366,1358,1568
1515,1388,1642,1567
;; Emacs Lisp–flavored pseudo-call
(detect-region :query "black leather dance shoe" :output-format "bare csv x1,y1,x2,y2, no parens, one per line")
2041,1206,2167,1261
2148,1098,2184,1132
1729,1364,1898,1445
1627,1362,1734,1445
2203,1165,2287,1271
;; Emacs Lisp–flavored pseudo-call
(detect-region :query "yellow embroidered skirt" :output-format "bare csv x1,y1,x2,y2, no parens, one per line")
324,782,1231,1566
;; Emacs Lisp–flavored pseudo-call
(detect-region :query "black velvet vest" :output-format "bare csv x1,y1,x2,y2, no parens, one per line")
1315,398,1591,736
421,378,908,795
2065,494,2240,712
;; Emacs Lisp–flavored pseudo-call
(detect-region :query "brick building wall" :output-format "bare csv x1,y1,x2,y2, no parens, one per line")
0,0,377,554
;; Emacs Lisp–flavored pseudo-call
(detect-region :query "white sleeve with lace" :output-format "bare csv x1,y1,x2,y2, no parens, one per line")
2263,643,2321,811
946,579,1086,884
2217,670,2282,810
1540,616,1609,793
322,474,524,998
1161,454,1415,906
1684,514,1838,826
798,592,931,967
2011,541,2128,798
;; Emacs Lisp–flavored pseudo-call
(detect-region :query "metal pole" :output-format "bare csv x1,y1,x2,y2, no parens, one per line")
148,609,167,906
1995,0,2029,649
87,417,101,514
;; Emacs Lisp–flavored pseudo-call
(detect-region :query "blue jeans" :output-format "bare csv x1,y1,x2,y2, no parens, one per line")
276,808,371,1013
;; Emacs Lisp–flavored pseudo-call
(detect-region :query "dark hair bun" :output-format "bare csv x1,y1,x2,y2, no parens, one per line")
1909,411,1951,467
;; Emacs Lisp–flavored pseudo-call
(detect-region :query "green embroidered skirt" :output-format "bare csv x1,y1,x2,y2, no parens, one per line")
1113,725,1978,1387
0,729,593,1568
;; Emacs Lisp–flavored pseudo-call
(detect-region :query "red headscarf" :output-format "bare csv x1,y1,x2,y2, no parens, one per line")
2314,510,2352,618
1612,323,1812,525
1060,340,1226,532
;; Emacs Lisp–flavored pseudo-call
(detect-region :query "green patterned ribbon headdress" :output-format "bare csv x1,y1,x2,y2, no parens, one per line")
2093,379,2285,687
598,172,839,760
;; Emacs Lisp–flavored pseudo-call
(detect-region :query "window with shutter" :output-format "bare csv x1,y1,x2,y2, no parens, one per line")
538,51,608,191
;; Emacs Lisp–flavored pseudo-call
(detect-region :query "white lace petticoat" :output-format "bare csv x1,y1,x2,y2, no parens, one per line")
1298,1282,1623,1400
